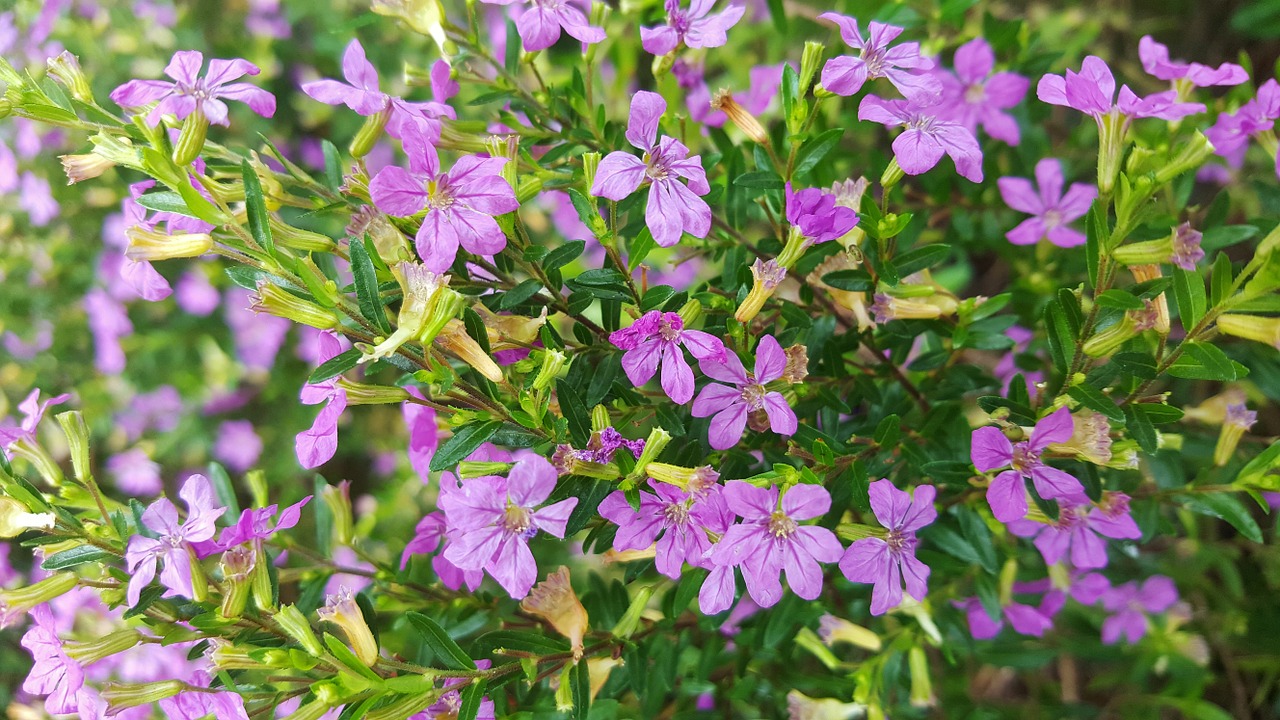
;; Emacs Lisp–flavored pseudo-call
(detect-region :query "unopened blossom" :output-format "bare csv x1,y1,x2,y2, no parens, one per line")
370,121,518,272
1138,36,1248,88
21,604,84,714
1037,55,1204,122
520,566,589,659
599,480,732,579
954,580,1065,639
859,95,984,181
703,482,843,610
692,335,797,450
818,14,939,100
971,406,1084,522
785,182,859,244
1099,575,1178,644
839,480,936,616
110,50,276,126
936,37,1029,145
997,158,1097,247
302,39,454,139
610,310,726,404
641,0,745,56
1007,493,1141,569
591,92,712,247
0,388,70,457
441,454,578,598
296,330,350,469
125,474,226,605
480,0,604,53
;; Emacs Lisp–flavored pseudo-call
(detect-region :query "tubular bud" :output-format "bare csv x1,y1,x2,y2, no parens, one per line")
281,698,340,720
59,152,115,184
66,629,142,665
590,405,611,434
172,110,210,166
360,263,450,363
532,349,569,390
711,90,770,145
787,690,867,720
55,411,92,484
736,258,787,323
47,51,93,103
125,226,213,262
0,497,55,538
350,106,392,158
269,217,337,252
276,604,325,656
219,545,256,619
7,438,65,486
582,152,601,197
610,584,654,639
318,587,379,666
485,134,519,191
252,281,341,330
1216,314,1280,349
1214,401,1257,466
1082,314,1139,358
1155,131,1215,184
645,463,720,495
798,41,826,98
436,319,504,383
627,427,671,483
908,646,935,708
817,614,881,651
0,573,79,627
102,681,186,713
458,461,513,479
335,379,411,406
322,481,355,546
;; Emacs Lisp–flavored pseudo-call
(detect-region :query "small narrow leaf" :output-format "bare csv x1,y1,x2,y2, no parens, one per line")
242,159,276,258
430,421,503,472
349,236,392,334
406,612,474,670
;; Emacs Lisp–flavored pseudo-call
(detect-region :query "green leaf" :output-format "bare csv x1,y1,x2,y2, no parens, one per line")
1095,289,1144,310
323,633,382,682
1172,266,1207,330
733,171,785,189
41,545,115,570
1066,384,1124,422
135,191,197,217
1210,252,1233,306
780,64,799,129
322,140,343,192
927,526,992,573
570,655,591,720
1085,201,1106,288
310,348,363,384
1234,440,1280,490
242,159,276,258
457,680,487,720
792,128,844,177
1179,492,1263,543
406,612,474,670
557,380,591,447
893,244,950,277
545,240,587,271
1124,404,1159,454
958,509,998,574
1166,341,1245,381
499,279,543,309
820,269,873,291
430,421,504,472
628,227,657,272
349,235,392,334
1043,302,1072,372
472,630,569,657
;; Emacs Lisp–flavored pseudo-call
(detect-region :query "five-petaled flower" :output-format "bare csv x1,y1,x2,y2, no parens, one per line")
1007,492,1141,570
599,479,732,579
839,479,937,616
641,0,745,57
818,14,939,100
591,91,713,248
480,0,605,53
111,50,276,126
859,95,984,181
370,121,519,272
610,310,726,404
936,37,1029,145
692,334,798,450
124,473,227,606
1037,55,1204,123
296,330,350,469
997,158,1097,247
1098,575,1178,644
971,406,1085,522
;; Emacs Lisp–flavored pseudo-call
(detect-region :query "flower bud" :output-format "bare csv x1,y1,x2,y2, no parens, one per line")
0,573,78,627
798,41,826,96
610,584,654,640
602,547,657,564
318,586,379,666
1082,313,1141,358
218,544,256,619
6,436,63,486
276,604,325,656
554,664,576,712
47,51,92,103
1096,110,1128,197
1045,409,1114,465
0,497,55,538
458,461,513,479
908,646,935,708
269,217,337,252
1114,222,1204,271
252,281,341,330
1155,131,1215,185
436,319,504,383
125,226,213,262
651,50,677,79
1183,389,1246,426
473,304,548,350
711,90,770,145
335,379,411,406
521,566,589,660
485,134,520,191
66,629,142,665
54,411,92,484
322,481,354,546
816,614,881,651
786,690,866,720
102,680,186,713
281,698,340,720
172,110,210,166
626,427,671,485
351,107,392,158
645,463,720,495
551,445,621,480
532,349,569,390
590,405,611,434
349,207,412,263
869,293,942,324
582,152,601,197
59,152,115,184
736,258,788,323
1216,314,1280,350
1214,401,1257,466
0,99,12,119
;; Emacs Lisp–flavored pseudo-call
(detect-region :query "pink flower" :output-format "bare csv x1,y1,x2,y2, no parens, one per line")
212,420,263,473
124,474,227,605
1207,80,1280,175
110,50,275,126
997,158,1097,247
786,182,859,243
611,310,726,404
839,479,936,615
0,388,70,457
691,335,797,450
479,0,604,53
859,95,983,182
1099,575,1178,644
818,14,939,100
953,579,1065,639
440,455,578,598
106,448,163,495
369,122,519,272
401,508,485,591
1036,56,1204,123
971,406,1083,522
598,480,732,579
936,37,1029,145
591,92,712,247
702,482,843,611
21,604,84,715
641,0,745,56
296,330,349,469
1138,36,1248,87
404,387,439,481
1007,492,1141,570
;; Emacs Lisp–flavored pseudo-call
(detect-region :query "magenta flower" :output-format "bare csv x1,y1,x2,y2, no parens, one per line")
692,334,798,450
1138,36,1248,88
786,182,859,243
110,50,276,126
404,387,439,480
480,0,604,53
21,604,83,715
418,661,498,720
1007,493,1141,570
296,330,349,469
818,14,939,100
402,508,486,591
953,580,1065,640
1037,56,1204,122
302,39,454,140
936,37,1029,145
859,95,984,182
159,668,250,720
641,0,745,56
369,122,518,272
124,474,226,605
839,479,936,616
591,92,712,247
1099,575,1178,644
704,482,843,609
0,388,70,457
440,455,578,598
997,158,1097,247
610,310,726,404
1207,80,1280,174
971,406,1084,522
598,480,732,579
199,497,311,557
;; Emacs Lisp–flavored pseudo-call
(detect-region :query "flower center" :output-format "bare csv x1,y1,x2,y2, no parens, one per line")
906,113,935,133
964,83,985,104
662,501,691,527
658,316,682,342
886,528,913,553
670,10,690,36
740,382,767,411
644,151,671,181
501,504,535,538
1010,442,1038,473
1043,209,1063,228
426,178,456,211
767,510,797,539
862,48,888,77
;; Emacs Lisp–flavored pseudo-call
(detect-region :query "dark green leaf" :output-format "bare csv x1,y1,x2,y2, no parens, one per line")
430,421,504,472
457,680,487,720
545,240,587,271
242,159,276,258
893,244,950,277
206,462,241,523
310,348,362,384
792,128,844,177
1179,493,1263,543
406,612,474,670
1172,267,1207,330
1125,404,1159,454
570,654,591,719
557,380,591,447
1067,384,1124,422
1167,341,1244,381
1096,289,1144,310
820,269,873,291
41,545,115,570
135,191,196,217
733,171,785,189
321,140,342,192
1210,252,1233,306
349,235,391,334
499,279,544,309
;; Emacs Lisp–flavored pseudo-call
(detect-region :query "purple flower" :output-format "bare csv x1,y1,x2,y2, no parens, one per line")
296,330,349,469
971,406,1084,522
591,92,712,248
997,158,1097,247
83,289,131,375
212,420,263,473
641,0,745,56
703,482,843,610
110,50,276,126
610,310,726,404
953,580,1065,639
818,14,939,100
302,39,454,140
21,604,84,715
175,270,220,316
369,122,518,272
19,172,58,226
0,388,70,456
691,335,797,450
1138,36,1248,88
225,287,291,373
159,668,250,720
1037,56,1204,122
859,95,983,182
598,480,732,579
205,497,310,555
415,661,497,720
480,0,604,53
1207,80,1280,175
404,388,439,481
839,479,936,615
1007,493,1141,570
785,182,859,243
401,509,486,591
936,37,1029,145
1099,575,1178,644
124,473,226,605
440,455,578,598
106,448,163,495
